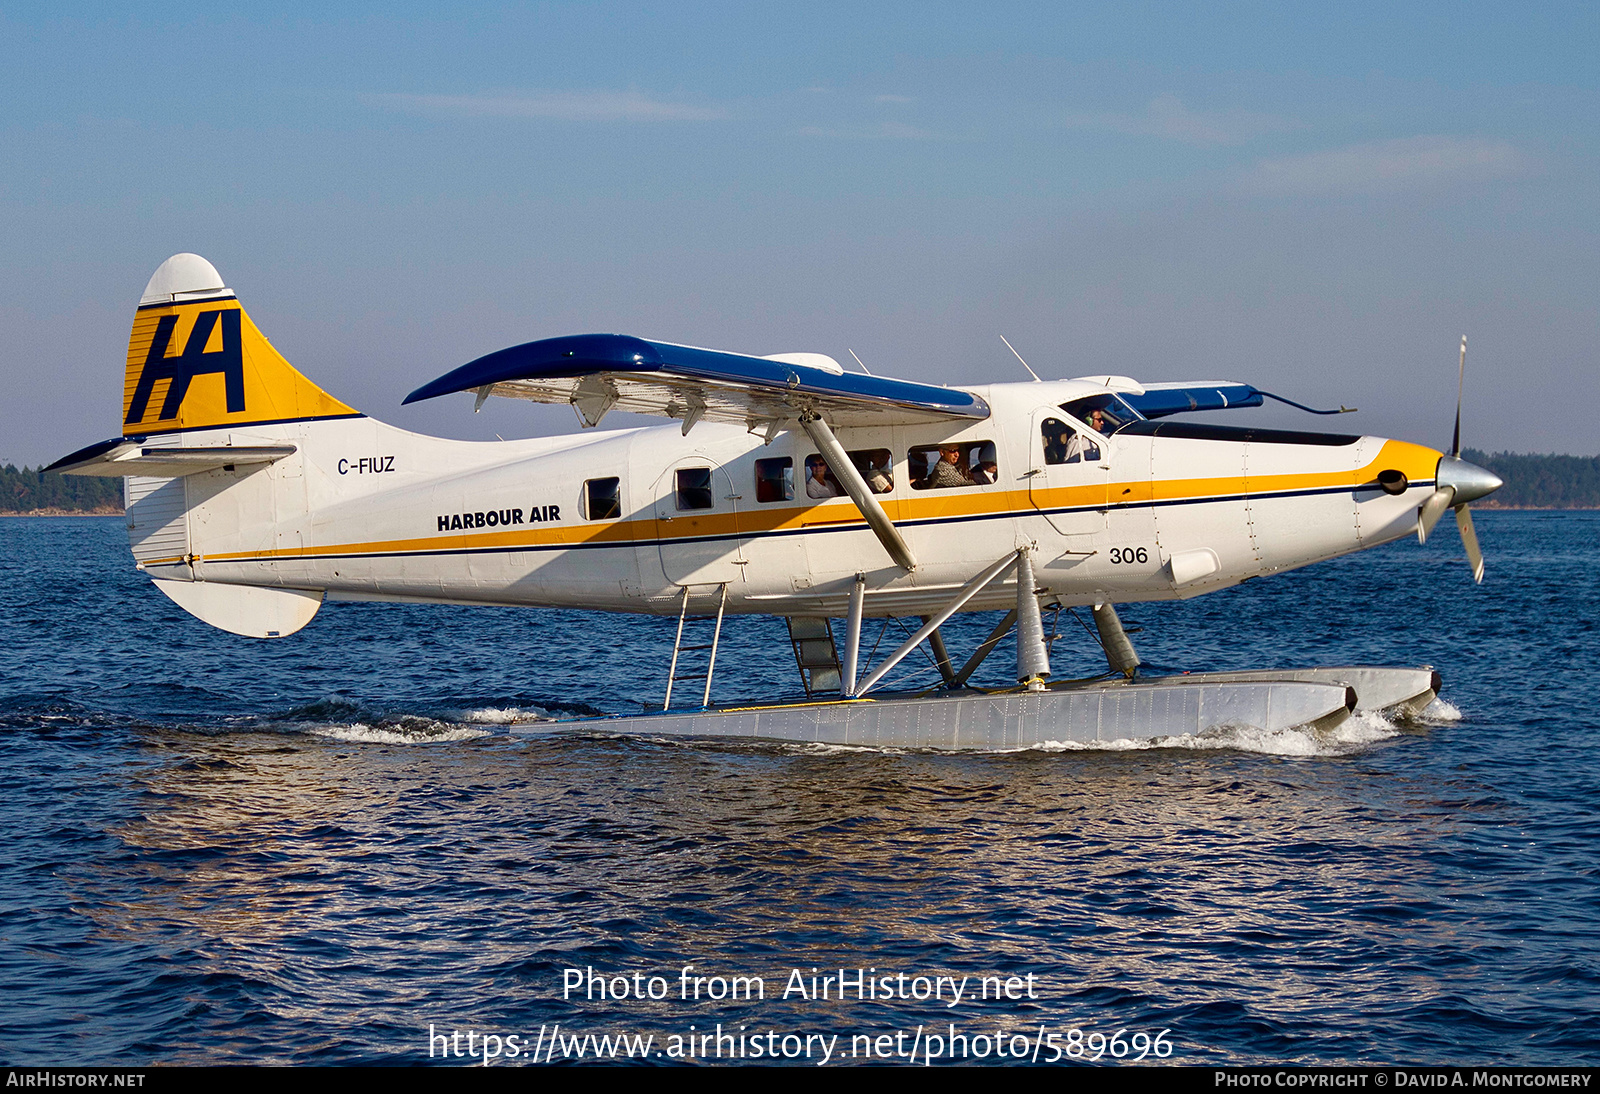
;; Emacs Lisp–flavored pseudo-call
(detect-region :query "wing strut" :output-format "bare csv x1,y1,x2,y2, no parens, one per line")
798,412,917,572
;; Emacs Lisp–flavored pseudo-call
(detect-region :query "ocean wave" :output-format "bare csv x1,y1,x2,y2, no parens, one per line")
304,719,493,744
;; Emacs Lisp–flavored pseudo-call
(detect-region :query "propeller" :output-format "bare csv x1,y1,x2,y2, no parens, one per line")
1415,336,1502,583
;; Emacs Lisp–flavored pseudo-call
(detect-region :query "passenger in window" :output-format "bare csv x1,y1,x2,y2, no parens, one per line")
924,445,973,489
805,456,839,499
1065,430,1100,464
971,459,998,485
1043,419,1073,465
854,451,893,493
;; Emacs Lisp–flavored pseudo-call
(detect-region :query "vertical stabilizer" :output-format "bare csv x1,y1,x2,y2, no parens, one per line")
123,254,360,436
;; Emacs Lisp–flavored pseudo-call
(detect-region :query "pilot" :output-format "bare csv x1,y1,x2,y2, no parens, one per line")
1065,410,1104,463
924,445,973,489
971,459,998,485
1064,432,1100,464
806,458,839,498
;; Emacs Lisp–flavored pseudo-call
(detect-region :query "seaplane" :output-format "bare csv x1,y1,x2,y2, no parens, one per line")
49,254,1504,749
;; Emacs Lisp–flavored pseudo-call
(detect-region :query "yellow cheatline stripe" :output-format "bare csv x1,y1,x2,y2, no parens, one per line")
188,439,1438,565
201,519,637,562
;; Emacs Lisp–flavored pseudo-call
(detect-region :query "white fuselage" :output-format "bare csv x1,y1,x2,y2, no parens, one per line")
128,381,1440,619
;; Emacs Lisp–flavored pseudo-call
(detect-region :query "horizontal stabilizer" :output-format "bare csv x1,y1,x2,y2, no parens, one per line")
47,437,296,478
153,580,323,638
404,333,989,431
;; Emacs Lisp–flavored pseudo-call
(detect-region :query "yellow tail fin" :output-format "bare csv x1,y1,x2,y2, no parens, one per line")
123,254,358,435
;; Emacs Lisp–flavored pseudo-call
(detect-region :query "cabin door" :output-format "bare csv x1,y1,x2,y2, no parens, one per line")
1028,407,1111,541
652,458,747,587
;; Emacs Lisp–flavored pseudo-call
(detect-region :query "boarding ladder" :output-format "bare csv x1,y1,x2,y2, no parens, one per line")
663,583,729,711
786,617,842,698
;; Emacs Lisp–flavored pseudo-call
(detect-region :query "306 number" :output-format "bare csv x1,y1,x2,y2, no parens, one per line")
1108,547,1149,565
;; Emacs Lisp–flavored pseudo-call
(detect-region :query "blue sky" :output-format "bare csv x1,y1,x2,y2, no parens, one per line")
3,2,1595,464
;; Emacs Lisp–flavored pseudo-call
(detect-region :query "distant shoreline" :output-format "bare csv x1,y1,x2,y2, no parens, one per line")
0,509,123,517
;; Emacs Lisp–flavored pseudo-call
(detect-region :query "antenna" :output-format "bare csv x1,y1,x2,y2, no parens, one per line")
1000,335,1042,383
847,348,874,376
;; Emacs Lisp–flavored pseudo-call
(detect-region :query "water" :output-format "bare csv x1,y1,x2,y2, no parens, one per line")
1,513,1596,1065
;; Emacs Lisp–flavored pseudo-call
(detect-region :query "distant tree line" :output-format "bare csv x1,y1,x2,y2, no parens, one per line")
1462,450,1600,509
2,450,1597,513
0,465,123,514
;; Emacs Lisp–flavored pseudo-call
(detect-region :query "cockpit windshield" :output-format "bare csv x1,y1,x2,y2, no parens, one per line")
1060,394,1142,436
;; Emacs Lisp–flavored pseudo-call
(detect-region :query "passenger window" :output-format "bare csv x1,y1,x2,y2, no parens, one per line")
1042,418,1098,465
584,477,621,520
675,467,714,511
909,441,997,490
802,454,840,499
802,449,894,498
755,457,794,503
850,448,894,494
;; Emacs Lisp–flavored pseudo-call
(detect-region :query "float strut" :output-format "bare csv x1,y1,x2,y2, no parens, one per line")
922,618,958,686
841,574,865,697
951,609,1017,687
1016,547,1051,691
1091,601,1141,679
852,551,1019,697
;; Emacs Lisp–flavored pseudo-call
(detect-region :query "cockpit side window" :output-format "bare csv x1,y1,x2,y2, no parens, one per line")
1060,395,1140,436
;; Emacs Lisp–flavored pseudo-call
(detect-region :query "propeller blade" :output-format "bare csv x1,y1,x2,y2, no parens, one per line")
1417,486,1455,545
1451,335,1466,459
1455,504,1484,584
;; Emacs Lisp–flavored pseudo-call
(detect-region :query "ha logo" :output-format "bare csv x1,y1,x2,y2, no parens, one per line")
125,309,245,425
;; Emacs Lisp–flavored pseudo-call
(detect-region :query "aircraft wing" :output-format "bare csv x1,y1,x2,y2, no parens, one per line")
403,333,990,431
